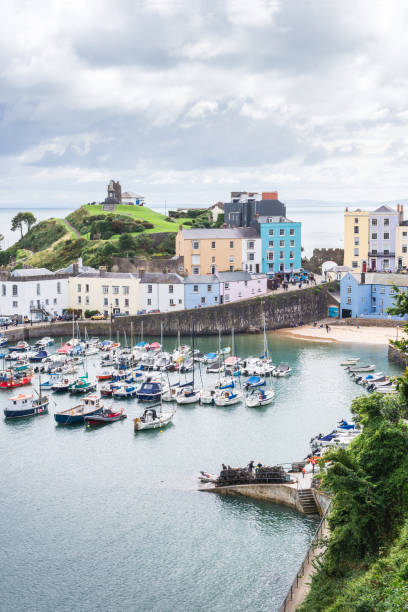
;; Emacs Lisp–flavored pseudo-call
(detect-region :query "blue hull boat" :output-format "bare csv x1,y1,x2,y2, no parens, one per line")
54,395,103,425
136,380,162,402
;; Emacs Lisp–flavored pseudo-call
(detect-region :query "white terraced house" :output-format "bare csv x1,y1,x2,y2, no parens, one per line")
139,273,184,313
0,268,69,321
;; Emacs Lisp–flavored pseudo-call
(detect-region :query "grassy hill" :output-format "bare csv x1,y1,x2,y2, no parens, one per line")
0,204,189,271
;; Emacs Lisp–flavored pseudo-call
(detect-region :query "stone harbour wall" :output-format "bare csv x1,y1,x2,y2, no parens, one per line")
4,284,335,340
388,344,408,369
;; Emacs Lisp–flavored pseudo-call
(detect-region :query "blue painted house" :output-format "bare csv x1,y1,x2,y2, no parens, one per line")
340,272,408,319
184,275,220,309
258,216,301,275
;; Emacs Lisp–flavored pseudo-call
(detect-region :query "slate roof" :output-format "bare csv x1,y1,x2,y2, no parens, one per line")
350,272,408,287
180,227,258,239
373,205,397,213
257,216,296,224
11,268,54,277
75,272,139,279
216,271,253,282
140,273,184,284
184,275,219,284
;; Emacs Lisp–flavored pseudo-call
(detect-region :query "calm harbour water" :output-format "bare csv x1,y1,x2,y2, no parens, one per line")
0,332,401,612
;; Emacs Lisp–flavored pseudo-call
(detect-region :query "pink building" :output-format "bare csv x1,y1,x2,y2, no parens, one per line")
217,272,267,303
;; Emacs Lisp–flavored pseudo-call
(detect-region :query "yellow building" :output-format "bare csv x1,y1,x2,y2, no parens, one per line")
176,227,258,275
396,225,408,269
344,209,370,271
68,272,140,316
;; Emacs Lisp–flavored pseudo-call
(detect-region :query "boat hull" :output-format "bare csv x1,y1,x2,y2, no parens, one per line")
4,401,48,419
0,375,33,389
54,407,102,425
134,413,173,430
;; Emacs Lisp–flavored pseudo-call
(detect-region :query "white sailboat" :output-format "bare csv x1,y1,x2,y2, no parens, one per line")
245,316,275,407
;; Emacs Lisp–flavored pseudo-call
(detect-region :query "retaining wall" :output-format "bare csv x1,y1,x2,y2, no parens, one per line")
333,318,403,327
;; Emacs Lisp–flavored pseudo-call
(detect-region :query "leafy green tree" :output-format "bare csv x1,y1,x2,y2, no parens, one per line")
118,233,136,253
11,212,37,238
0,233,4,250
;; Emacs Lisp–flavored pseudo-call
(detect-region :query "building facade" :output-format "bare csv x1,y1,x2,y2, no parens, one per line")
224,191,286,228
183,275,220,309
0,269,69,320
340,271,408,319
217,272,267,303
176,227,257,275
258,217,302,275
241,237,262,274
396,223,408,269
344,205,404,272
139,273,184,313
68,272,140,316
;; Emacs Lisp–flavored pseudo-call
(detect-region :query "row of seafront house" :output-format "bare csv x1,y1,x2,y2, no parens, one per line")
0,190,304,320
327,203,408,320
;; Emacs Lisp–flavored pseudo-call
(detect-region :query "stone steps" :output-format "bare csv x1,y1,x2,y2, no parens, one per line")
297,489,319,515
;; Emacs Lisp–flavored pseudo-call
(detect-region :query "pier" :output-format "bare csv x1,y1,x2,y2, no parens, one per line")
200,468,331,517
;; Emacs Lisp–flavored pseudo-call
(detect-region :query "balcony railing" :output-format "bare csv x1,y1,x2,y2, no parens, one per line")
368,252,395,257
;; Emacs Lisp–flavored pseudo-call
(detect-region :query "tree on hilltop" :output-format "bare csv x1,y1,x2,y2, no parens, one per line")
11,212,37,238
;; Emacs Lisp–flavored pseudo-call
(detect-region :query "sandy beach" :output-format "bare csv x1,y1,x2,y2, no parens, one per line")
278,323,403,345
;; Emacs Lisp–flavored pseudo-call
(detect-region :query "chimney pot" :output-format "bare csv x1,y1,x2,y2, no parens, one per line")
72,262,79,276
345,206,349,212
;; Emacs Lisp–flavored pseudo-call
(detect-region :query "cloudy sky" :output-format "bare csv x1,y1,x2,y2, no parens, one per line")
1,0,408,209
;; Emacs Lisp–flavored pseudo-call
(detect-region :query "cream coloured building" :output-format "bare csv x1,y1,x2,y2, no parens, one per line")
344,209,370,271
68,272,140,316
176,227,258,275
396,225,408,269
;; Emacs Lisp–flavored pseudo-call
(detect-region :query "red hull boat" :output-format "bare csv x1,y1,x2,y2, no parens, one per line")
0,374,33,389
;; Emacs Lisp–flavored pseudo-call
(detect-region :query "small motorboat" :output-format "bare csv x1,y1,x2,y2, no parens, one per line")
347,364,375,373
273,363,292,377
68,376,97,394
206,362,225,374
4,392,49,419
54,394,104,425
246,388,275,407
34,337,54,348
100,382,121,397
340,358,360,366
84,346,99,356
85,407,127,427
0,336,8,347
52,377,74,393
202,352,218,365
8,341,29,353
134,405,175,431
198,471,217,483
214,389,243,407
112,383,138,399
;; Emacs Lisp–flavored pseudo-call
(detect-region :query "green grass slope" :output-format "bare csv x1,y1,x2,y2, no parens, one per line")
68,204,188,235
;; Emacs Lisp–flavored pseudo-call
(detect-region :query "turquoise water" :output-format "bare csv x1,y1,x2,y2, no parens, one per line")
0,333,400,611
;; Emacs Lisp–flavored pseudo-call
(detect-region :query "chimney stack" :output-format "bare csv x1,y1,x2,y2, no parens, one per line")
345,206,349,212
72,262,79,276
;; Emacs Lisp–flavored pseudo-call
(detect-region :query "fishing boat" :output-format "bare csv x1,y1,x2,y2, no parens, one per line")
112,383,138,399
273,363,292,377
134,404,175,431
214,388,243,407
68,376,97,394
136,379,162,402
54,394,104,425
4,392,49,418
100,382,121,397
97,372,114,381
0,335,8,347
14,360,32,372
84,407,127,427
246,387,275,407
0,369,33,388
340,358,360,366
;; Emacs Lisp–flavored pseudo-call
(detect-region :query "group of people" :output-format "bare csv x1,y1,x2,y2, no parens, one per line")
247,460,263,474
312,321,331,333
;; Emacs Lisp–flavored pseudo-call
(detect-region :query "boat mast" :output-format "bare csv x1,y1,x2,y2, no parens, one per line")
160,320,163,349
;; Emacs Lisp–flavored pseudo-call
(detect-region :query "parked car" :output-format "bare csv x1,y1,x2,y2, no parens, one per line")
113,313,128,318
0,317,12,326
137,310,146,315
91,313,105,320
148,309,160,314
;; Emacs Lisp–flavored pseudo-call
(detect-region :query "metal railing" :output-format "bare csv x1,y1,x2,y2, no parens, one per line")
279,501,331,612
